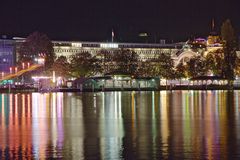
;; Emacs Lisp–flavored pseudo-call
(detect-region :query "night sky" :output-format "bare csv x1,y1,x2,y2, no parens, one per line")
0,0,239,43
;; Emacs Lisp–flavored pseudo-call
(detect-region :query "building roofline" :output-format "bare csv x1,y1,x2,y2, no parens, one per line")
7,37,183,49
52,40,181,46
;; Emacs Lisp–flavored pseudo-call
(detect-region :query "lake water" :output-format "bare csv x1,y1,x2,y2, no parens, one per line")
0,91,240,159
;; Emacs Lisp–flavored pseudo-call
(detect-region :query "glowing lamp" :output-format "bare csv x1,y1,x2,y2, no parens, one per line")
10,67,12,74
22,63,25,69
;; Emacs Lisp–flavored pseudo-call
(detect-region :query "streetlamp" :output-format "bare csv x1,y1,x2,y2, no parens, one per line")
15,67,18,73
27,62,30,68
22,62,25,69
10,67,12,74
53,71,56,83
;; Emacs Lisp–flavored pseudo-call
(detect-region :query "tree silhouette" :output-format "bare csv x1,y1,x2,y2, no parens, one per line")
112,49,139,75
19,31,55,68
221,19,238,80
175,62,187,79
51,56,70,78
186,56,208,78
205,49,224,76
69,51,97,77
96,50,114,75
152,53,175,79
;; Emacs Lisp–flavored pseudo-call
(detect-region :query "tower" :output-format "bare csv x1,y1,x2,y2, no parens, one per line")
207,18,221,46
211,18,215,32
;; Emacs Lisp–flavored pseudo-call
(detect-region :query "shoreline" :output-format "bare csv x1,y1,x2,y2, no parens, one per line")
0,85,239,93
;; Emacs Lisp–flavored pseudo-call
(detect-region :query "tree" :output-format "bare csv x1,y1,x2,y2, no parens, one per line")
51,56,70,78
235,56,240,76
69,51,96,77
221,19,238,80
113,49,140,75
137,60,152,77
186,56,208,78
96,50,114,75
205,49,224,76
175,62,187,79
19,32,55,68
152,53,175,79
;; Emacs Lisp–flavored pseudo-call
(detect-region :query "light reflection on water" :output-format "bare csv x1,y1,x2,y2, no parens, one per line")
0,91,240,159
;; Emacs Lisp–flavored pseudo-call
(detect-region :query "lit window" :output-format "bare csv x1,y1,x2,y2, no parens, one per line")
100,43,118,48
72,43,82,47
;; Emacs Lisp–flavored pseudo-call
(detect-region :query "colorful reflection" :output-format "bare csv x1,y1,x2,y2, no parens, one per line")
0,91,240,159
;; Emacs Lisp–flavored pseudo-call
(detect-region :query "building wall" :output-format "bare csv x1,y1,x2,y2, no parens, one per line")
52,41,181,61
14,39,182,65
0,39,15,72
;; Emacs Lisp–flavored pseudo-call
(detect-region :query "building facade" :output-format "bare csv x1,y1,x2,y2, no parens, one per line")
2,38,185,73
52,41,182,61
0,39,16,72
1,36,230,74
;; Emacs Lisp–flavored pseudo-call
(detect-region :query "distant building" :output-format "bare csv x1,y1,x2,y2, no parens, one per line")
52,41,182,61
4,36,227,73
207,32,222,47
0,39,16,72
207,19,222,47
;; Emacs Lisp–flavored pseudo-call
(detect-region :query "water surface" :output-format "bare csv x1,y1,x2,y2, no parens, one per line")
0,91,240,159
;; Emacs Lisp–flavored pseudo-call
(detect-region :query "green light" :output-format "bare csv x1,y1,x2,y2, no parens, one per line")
0,80,13,85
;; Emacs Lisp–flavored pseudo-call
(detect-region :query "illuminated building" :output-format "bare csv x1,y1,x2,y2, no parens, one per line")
0,39,16,72
207,33,221,47
207,19,222,47
0,29,233,74
0,37,184,73
52,41,182,61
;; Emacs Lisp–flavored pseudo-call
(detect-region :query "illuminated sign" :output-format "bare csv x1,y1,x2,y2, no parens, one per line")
100,43,118,48
0,80,13,85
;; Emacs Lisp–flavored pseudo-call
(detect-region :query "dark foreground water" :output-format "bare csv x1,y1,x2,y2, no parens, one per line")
0,91,240,159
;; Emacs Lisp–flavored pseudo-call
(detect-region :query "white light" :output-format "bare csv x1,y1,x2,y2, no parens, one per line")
100,43,118,48
72,43,82,47
32,76,51,81
36,58,45,64
53,71,56,83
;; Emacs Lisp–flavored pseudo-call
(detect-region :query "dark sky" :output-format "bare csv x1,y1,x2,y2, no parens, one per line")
0,0,239,42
